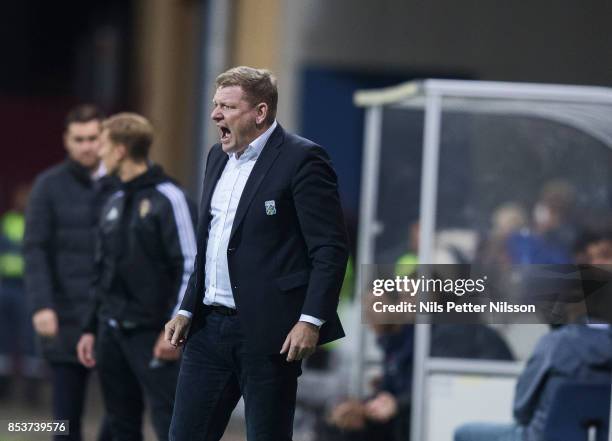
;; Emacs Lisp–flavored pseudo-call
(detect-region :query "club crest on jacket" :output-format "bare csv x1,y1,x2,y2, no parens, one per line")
265,200,276,216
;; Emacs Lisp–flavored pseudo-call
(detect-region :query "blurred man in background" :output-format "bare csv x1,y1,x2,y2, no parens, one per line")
0,183,43,402
77,113,196,441
24,104,115,441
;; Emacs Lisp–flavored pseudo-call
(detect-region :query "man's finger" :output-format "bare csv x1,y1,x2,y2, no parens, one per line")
78,341,95,368
77,346,85,365
84,344,92,361
170,323,183,346
84,350,96,367
280,334,291,354
287,344,299,362
164,322,175,343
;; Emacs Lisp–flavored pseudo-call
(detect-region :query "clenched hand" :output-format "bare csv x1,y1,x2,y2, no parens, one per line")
280,321,319,362
32,308,58,337
364,392,398,422
164,314,191,347
76,333,96,368
154,330,181,360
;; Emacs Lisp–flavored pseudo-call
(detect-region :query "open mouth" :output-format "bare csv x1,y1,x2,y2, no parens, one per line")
219,126,231,143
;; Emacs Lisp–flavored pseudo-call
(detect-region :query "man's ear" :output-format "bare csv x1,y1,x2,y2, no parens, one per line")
255,103,269,126
116,144,128,161
63,131,70,150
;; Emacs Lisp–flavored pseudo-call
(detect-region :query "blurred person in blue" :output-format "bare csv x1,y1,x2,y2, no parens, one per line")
0,183,44,401
477,202,528,266
454,229,612,441
507,180,577,264
24,104,116,441
164,66,348,441
77,112,196,441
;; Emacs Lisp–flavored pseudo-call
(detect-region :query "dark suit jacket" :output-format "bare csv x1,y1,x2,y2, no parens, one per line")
179,124,348,354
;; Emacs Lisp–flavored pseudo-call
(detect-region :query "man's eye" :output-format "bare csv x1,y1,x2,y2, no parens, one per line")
74,136,98,142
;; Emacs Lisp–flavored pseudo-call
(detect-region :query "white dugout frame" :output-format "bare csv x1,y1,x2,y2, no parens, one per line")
353,79,612,441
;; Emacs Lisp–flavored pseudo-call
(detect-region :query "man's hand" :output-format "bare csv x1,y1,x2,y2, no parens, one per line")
280,321,319,362
154,330,181,360
164,314,191,347
76,333,96,368
32,308,58,337
327,399,366,431
364,391,398,422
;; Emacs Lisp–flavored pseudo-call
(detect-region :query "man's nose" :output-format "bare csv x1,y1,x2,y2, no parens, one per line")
86,140,99,151
211,107,222,121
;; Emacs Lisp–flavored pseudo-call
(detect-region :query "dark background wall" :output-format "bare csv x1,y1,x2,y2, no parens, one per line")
293,0,611,86
0,0,132,211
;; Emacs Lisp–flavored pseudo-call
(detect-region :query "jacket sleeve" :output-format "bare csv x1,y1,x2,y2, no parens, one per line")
178,266,198,316
291,145,349,321
513,332,555,424
157,185,198,319
24,175,56,314
81,221,104,334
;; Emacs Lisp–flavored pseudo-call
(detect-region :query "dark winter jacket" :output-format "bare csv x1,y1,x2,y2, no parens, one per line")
83,165,197,333
24,159,119,363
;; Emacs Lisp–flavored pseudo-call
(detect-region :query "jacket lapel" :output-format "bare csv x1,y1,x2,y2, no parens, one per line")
197,146,228,240
229,125,284,242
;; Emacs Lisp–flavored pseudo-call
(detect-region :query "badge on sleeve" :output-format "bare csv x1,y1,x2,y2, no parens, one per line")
139,198,151,218
265,200,276,215
106,206,119,221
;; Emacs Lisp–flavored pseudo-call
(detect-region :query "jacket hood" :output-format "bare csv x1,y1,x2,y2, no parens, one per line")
121,164,170,193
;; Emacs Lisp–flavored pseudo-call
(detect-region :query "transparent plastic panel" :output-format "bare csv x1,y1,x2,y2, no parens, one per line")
431,98,612,360
373,106,424,264
434,99,612,265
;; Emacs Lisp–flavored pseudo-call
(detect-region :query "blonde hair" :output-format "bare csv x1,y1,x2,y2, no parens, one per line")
215,66,278,125
102,113,153,161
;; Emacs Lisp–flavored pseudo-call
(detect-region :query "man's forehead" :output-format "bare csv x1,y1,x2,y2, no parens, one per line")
213,85,246,101
67,120,101,135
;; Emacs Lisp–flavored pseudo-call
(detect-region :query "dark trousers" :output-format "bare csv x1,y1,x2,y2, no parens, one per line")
50,362,113,441
0,280,41,377
169,311,302,441
96,324,179,441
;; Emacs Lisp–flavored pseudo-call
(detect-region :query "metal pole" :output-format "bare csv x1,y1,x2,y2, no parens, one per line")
608,379,612,441
411,92,442,441
192,0,232,199
350,105,383,397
